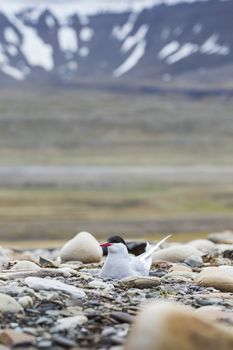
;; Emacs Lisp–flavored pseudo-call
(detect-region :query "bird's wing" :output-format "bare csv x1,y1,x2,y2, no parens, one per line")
129,256,148,276
138,235,171,262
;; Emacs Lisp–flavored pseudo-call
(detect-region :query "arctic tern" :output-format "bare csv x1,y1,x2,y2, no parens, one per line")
99,235,171,280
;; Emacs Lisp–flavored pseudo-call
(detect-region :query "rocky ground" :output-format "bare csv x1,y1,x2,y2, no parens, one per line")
0,231,233,349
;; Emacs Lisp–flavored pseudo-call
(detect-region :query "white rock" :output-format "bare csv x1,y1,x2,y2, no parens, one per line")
0,293,23,313
188,239,218,255
11,261,40,271
18,296,33,308
60,231,103,263
88,279,113,290
24,277,86,298
216,244,233,253
208,231,233,244
152,244,202,264
52,315,88,331
126,301,233,350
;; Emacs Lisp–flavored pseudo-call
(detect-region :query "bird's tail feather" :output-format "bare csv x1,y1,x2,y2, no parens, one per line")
138,234,171,261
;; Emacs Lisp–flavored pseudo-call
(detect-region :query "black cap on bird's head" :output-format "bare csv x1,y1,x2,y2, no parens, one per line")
107,235,126,246
100,235,127,254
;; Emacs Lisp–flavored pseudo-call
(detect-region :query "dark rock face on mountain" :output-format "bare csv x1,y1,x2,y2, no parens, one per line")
0,0,232,87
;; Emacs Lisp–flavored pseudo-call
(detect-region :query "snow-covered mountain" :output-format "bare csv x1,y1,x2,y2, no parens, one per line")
0,0,232,86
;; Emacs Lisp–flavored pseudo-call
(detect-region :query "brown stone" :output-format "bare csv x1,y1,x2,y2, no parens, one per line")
0,329,35,347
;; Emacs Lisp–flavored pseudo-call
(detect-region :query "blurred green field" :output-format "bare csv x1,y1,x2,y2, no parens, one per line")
0,89,233,241
0,182,233,241
0,89,233,165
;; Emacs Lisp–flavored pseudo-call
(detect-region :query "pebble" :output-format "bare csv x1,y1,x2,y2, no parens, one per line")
18,296,33,308
10,261,41,271
119,276,160,289
184,254,203,267
52,334,77,348
161,271,195,283
0,293,23,313
0,329,35,347
24,277,86,298
52,315,88,331
125,301,233,350
208,231,233,244
37,340,53,348
88,279,113,290
188,239,219,256
0,235,233,350
110,312,134,324
60,231,103,263
194,267,233,292
152,244,202,263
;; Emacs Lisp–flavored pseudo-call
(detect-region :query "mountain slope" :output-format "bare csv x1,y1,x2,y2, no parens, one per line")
0,0,232,86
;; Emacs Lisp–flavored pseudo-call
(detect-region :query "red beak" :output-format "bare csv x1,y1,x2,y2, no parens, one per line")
100,242,112,247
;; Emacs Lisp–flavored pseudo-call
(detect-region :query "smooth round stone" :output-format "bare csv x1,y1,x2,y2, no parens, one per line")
119,276,160,289
125,301,233,350
184,254,203,267
188,239,218,256
11,261,40,271
0,293,23,313
152,245,202,264
52,315,88,331
161,271,195,283
88,279,113,289
194,267,233,292
217,244,233,253
18,296,33,308
208,231,233,244
60,231,103,263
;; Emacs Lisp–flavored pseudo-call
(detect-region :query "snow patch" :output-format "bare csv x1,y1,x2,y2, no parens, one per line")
112,13,137,41
113,38,147,77
0,1,208,19
158,41,179,59
20,24,53,70
167,43,198,64
45,15,56,28
4,27,20,45
6,45,18,56
80,27,94,42
121,24,148,53
1,64,25,80
113,23,148,76
200,34,230,55
58,26,78,52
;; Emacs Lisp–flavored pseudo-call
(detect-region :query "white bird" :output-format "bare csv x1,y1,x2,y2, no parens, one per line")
99,235,171,280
